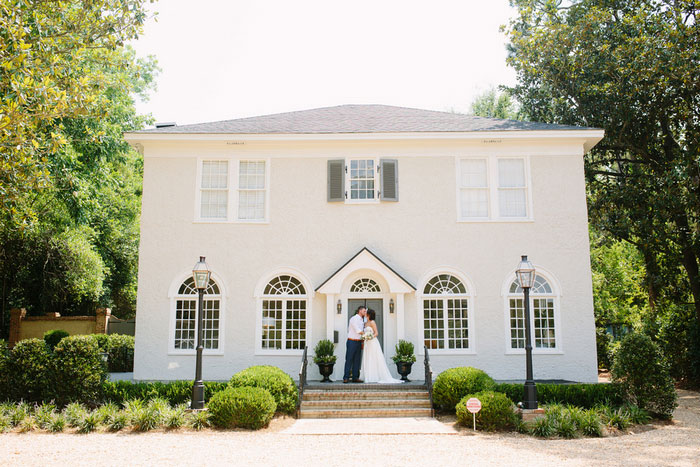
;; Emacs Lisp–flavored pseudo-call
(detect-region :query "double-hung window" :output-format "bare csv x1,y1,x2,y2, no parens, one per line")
198,159,268,222
348,159,378,201
458,157,531,221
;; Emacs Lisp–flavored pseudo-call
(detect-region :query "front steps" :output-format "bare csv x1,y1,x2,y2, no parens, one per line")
298,382,433,419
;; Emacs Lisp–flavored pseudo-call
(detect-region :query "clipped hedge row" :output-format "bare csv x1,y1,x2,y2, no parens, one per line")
456,390,518,431
103,380,229,405
493,382,624,408
208,386,276,429
432,367,496,410
230,366,298,414
42,332,134,373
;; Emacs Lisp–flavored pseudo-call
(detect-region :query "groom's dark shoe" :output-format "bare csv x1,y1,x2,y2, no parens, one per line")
343,379,349,384
352,379,364,383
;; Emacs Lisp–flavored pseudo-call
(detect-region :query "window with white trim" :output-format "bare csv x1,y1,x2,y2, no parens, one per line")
350,278,381,293
173,277,221,351
507,274,557,349
261,275,307,350
200,161,228,219
458,157,530,220
238,161,266,220
422,274,470,350
197,159,268,222
347,159,377,201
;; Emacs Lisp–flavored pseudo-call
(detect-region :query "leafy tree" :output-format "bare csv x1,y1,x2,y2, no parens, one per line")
0,0,151,225
469,88,522,120
0,2,157,334
504,0,700,325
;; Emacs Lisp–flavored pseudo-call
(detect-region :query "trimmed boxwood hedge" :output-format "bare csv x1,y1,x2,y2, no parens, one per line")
456,390,517,431
9,338,53,402
208,386,276,429
52,335,107,405
103,380,229,405
493,382,624,408
432,367,496,410
106,335,135,372
229,366,298,414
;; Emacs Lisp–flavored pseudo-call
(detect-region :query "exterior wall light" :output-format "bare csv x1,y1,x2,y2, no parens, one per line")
337,300,342,314
389,298,395,313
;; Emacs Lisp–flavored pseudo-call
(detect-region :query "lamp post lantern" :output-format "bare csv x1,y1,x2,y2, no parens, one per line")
516,255,538,410
191,256,210,410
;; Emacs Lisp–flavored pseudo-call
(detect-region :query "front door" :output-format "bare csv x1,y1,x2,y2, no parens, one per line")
348,299,384,350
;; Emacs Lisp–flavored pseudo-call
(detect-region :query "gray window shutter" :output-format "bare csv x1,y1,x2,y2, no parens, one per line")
327,159,345,202
380,159,398,201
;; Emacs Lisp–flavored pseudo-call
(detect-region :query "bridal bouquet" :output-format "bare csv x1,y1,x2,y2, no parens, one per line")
361,329,374,341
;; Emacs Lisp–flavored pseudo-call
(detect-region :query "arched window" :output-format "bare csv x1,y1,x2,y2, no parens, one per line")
261,275,307,351
173,277,221,351
422,274,470,350
507,274,557,349
350,278,381,293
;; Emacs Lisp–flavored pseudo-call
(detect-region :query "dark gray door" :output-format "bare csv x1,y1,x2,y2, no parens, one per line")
348,299,384,350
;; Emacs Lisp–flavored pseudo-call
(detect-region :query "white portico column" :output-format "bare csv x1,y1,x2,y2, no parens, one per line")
326,294,335,341
396,293,405,340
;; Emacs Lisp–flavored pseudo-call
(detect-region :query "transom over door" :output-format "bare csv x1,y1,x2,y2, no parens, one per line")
348,299,384,350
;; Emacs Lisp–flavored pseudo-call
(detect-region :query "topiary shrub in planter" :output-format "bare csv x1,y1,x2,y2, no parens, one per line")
208,386,276,430
456,390,517,431
52,335,107,405
43,330,70,351
313,339,337,383
229,366,298,414
612,333,677,419
433,367,496,411
107,334,134,372
9,338,52,402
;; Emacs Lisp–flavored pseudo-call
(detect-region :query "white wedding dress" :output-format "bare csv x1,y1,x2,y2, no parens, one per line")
361,327,402,384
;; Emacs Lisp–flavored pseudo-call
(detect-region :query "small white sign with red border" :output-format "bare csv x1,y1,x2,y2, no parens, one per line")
466,398,482,414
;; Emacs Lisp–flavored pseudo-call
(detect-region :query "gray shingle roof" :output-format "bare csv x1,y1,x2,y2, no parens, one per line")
136,104,593,134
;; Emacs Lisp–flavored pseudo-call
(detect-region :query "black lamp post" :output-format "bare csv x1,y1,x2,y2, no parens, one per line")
191,256,211,410
516,255,538,410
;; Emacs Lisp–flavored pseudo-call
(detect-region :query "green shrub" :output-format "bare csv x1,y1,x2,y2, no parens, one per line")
77,411,101,433
579,409,603,437
0,340,9,401
47,414,66,432
52,335,107,405
108,411,129,431
456,391,517,431
313,339,337,364
208,386,276,430
605,407,632,430
106,335,134,372
433,367,495,411
9,339,52,402
188,410,210,430
165,405,187,429
102,380,229,406
624,404,651,425
94,403,119,424
63,402,88,427
92,334,111,352
596,328,613,369
229,366,297,414
9,402,31,426
43,330,70,351
18,416,36,432
555,414,578,438
33,402,56,428
391,340,417,364
493,382,624,408
612,333,677,418
530,416,555,438
0,414,10,432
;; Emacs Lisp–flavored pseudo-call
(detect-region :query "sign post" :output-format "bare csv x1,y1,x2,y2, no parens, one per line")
466,397,482,431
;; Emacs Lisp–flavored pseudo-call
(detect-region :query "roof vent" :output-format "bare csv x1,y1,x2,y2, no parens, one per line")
155,122,176,128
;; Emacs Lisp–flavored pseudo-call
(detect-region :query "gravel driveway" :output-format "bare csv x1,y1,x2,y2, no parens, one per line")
1,389,698,467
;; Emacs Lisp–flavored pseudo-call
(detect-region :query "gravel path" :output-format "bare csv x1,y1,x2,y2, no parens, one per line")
1,389,698,467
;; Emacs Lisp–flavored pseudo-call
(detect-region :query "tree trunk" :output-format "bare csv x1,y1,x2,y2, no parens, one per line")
641,247,659,316
680,245,700,325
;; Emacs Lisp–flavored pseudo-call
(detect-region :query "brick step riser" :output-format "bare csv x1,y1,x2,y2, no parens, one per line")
303,393,430,401
304,385,427,391
298,409,433,419
301,401,432,410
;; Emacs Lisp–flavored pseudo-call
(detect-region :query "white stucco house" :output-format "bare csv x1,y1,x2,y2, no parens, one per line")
125,104,604,383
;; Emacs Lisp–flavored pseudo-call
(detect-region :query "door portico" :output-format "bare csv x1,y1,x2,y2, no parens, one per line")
315,248,416,379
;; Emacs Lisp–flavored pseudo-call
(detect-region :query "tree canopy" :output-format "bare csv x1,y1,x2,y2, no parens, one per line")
504,0,700,324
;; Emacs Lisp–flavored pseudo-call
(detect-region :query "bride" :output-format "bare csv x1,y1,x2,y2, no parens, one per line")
361,309,402,384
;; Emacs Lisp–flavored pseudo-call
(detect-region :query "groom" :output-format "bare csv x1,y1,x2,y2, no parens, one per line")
343,305,367,383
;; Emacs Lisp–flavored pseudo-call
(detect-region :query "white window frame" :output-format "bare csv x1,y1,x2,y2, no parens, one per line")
503,270,562,355
167,271,226,356
417,268,476,355
456,156,534,222
194,158,270,223
345,158,380,204
254,268,314,356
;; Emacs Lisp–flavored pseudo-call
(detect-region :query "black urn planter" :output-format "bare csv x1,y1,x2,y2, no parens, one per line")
317,362,335,382
395,361,413,381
